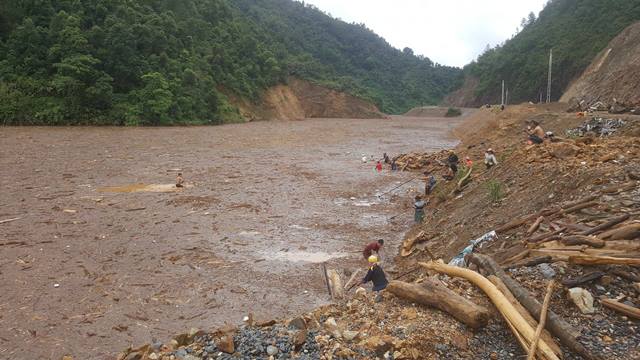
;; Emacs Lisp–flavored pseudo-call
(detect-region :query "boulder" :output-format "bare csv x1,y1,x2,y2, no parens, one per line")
568,287,595,314
609,102,629,114
216,335,235,354
549,142,580,159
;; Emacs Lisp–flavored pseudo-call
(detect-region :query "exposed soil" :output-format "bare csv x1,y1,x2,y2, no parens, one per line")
0,114,464,359
561,21,640,107
232,78,385,121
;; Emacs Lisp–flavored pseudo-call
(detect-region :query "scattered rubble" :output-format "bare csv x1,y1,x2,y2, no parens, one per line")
565,117,626,137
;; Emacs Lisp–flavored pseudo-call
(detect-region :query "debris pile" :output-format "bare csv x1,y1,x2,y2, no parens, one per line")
566,117,626,137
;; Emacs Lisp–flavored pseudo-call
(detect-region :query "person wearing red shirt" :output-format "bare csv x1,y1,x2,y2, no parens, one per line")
363,239,384,260
375,161,383,172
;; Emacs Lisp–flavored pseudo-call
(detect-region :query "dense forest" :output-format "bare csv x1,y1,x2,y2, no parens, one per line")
0,0,461,125
462,0,640,105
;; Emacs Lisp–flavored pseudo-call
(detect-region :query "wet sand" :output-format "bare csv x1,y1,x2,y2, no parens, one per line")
0,115,463,359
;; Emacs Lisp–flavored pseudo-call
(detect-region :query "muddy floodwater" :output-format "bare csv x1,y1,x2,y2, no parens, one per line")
0,115,463,359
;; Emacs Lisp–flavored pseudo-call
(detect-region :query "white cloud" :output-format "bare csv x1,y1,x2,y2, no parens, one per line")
301,0,547,67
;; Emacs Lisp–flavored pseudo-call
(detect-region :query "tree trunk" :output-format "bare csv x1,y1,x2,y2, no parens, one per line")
560,235,605,248
600,298,640,320
562,271,605,288
488,276,562,356
387,280,490,329
469,253,600,360
420,262,560,360
582,214,629,236
569,255,640,266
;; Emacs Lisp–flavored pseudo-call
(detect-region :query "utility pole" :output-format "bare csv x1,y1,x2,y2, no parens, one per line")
539,91,543,104
501,80,505,106
546,49,553,103
506,88,509,105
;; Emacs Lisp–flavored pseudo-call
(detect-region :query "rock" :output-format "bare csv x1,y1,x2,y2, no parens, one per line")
435,343,449,352
549,142,580,159
216,335,235,354
174,349,187,359
363,335,395,355
567,98,586,112
568,287,595,314
182,356,199,360
490,352,498,360
266,345,279,356
599,275,613,286
62,357,73,360
537,263,556,279
148,354,159,360
401,307,418,320
609,102,628,114
292,328,307,349
342,330,359,342
633,283,640,293
355,287,367,298
289,317,307,330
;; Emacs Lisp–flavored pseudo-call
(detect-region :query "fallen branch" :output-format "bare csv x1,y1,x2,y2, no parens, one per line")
387,280,490,329
527,216,545,236
0,217,21,224
420,261,559,360
560,235,605,248
582,214,630,236
609,268,640,282
569,255,640,266
600,298,640,320
527,280,555,360
504,256,552,271
599,224,640,240
488,276,562,356
557,201,600,216
528,228,566,243
601,182,637,194
469,253,599,360
562,271,605,288
343,269,361,291
501,250,530,266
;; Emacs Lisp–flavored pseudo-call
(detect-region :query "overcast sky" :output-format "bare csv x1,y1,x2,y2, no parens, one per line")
301,0,548,67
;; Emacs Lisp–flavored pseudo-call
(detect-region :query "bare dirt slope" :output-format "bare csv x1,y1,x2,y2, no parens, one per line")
561,21,640,107
0,115,460,359
441,76,482,108
233,78,385,121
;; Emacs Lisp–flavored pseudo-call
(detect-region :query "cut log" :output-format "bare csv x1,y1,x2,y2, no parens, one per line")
569,255,640,266
560,235,605,248
326,269,344,299
582,214,630,236
527,280,555,360
599,224,640,240
609,268,640,282
501,250,531,266
387,280,490,329
528,228,566,243
489,276,562,356
601,182,637,194
562,195,598,209
401,231,425,257
504,256,553,271
420,262,560,360
343,269,361,291
562,271,605,288
558,201,599,216
527,216,545,236
469,253,599,360
600,298,640,320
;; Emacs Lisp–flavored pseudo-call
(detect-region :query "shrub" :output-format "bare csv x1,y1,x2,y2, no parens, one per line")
445,107,462,117
486,180,505,203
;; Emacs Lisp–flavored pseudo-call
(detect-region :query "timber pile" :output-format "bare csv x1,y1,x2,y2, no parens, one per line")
393,150,450,171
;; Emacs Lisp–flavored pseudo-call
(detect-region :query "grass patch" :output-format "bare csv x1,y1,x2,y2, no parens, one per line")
486,180,505,203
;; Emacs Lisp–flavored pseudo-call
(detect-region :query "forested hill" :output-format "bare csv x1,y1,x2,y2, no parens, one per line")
0,0,461,126
452,0,640,106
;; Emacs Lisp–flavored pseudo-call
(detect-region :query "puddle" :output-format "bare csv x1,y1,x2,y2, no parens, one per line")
267,250,348,263
98,183,185,193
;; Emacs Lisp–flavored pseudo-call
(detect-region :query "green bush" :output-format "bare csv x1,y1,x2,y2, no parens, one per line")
445,107,462,117
486,180,505,203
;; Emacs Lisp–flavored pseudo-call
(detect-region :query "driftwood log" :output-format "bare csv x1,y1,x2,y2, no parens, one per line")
420,261,560,360
504,256,553,271
582,214,630,236
560,235,605,248
387,280,490,329
599,224,640,240
569,255,640,266
562,271,605,288
527,216,545,236
600,298,640,320
469,253,600,360
528,228,566,243
488,276,562,356
527,280,555,360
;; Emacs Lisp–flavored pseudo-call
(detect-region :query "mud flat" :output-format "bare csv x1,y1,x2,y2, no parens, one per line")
0,114,465,359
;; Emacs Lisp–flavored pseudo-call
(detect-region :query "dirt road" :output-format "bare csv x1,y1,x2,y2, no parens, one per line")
0,115,464,359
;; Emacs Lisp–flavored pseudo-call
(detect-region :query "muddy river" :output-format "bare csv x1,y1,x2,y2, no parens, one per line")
0,115,462,359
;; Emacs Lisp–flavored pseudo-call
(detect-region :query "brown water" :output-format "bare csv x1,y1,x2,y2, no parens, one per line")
0,115,463,359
